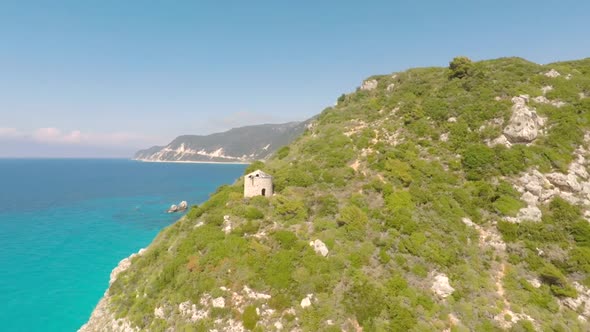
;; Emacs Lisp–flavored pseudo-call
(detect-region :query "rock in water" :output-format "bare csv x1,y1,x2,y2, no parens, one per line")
167,204,178,213
178,201,188,210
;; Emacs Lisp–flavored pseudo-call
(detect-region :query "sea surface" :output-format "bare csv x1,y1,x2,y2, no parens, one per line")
0,159,246,332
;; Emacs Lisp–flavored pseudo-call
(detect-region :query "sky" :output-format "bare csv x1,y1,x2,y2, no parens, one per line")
1,1,589,157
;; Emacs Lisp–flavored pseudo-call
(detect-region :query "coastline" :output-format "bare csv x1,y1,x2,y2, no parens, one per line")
132,158,251,165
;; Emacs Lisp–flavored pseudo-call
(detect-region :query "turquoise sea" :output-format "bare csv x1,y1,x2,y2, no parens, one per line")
0,159,246,332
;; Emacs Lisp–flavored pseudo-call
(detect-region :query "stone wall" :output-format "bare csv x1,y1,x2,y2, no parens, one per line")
244,176,273,198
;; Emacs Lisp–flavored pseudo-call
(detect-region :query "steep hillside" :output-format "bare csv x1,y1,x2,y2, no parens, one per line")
134,121,310,163
84,57,590,331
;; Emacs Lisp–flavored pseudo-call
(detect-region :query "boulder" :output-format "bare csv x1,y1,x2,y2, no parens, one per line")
360,79,378,91
178,201,188,210
223,215,232,234
541,85,553,94
212,297,225,308
431,273,454,298
489,134,512,148
300,294,314,308
544,69,561,78
506,206,542,223
546,173,581,192
503,96,545,143
561,282,590,319
154,307,165,319
447,117,457,123
309,239,329,257
167,204,178,213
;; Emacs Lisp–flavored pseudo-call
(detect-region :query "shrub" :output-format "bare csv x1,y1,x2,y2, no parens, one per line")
276,146,290,160
462,144,495,180
273,230,298,249
449,56,473,79
244,206,264,220
242,305,259,330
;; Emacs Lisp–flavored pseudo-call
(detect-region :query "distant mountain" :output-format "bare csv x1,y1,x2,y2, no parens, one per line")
134,120,311,163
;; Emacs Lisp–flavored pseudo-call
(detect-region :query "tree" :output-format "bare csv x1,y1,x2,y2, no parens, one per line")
449,56,473,79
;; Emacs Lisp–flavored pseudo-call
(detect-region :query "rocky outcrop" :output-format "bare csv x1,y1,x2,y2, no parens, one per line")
431,273,454,298
360,79,378,91
223,215,232,234
508,133,590,222
502,95,546,144
300,294,314,308
167,201,188,213
544,69,561,78
541,85,553,94
309,239,329,257
561,282,590,320
79,249,146,332
532,95,566,108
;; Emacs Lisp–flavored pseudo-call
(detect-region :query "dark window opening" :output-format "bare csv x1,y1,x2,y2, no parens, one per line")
261,188,266,196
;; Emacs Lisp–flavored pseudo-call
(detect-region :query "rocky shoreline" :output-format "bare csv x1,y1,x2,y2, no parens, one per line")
79,249,146,332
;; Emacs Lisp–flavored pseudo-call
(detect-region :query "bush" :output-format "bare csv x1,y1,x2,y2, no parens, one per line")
276,146,290,160
244,206,264,220
449,56,473,79
242,305,259,330
462,144,495,180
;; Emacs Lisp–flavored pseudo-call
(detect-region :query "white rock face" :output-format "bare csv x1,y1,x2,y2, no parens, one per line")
528,278,541,288
532,95,566,108
274,321,283,330
439,132,449,142
506,206,543,223
489,135,512,148
223,215,232,234
243,286,271,300
212,297,225,308
546,173,582,192
541,85,553,94
447,117,457,123
79,248,146,332
431,273,454,298
300,294,314,308
502,96,545,144
154,307,165,319
109,248,145,285
544,69,561,78
508,133,590,222
309,239,329,257
360,79,378,91
386,83,395,91
179,301,208,322
561,282,590,319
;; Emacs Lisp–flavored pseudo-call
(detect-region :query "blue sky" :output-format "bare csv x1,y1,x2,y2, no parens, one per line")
1,1,589,157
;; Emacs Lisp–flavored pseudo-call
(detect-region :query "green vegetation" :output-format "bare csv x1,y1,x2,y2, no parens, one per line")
108,57,590,331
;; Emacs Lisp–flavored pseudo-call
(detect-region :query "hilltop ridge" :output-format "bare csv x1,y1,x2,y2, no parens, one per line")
84,56,590,331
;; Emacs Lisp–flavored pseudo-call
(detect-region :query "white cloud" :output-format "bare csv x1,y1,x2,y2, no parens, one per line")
3,127,159,148
0,127,22,138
